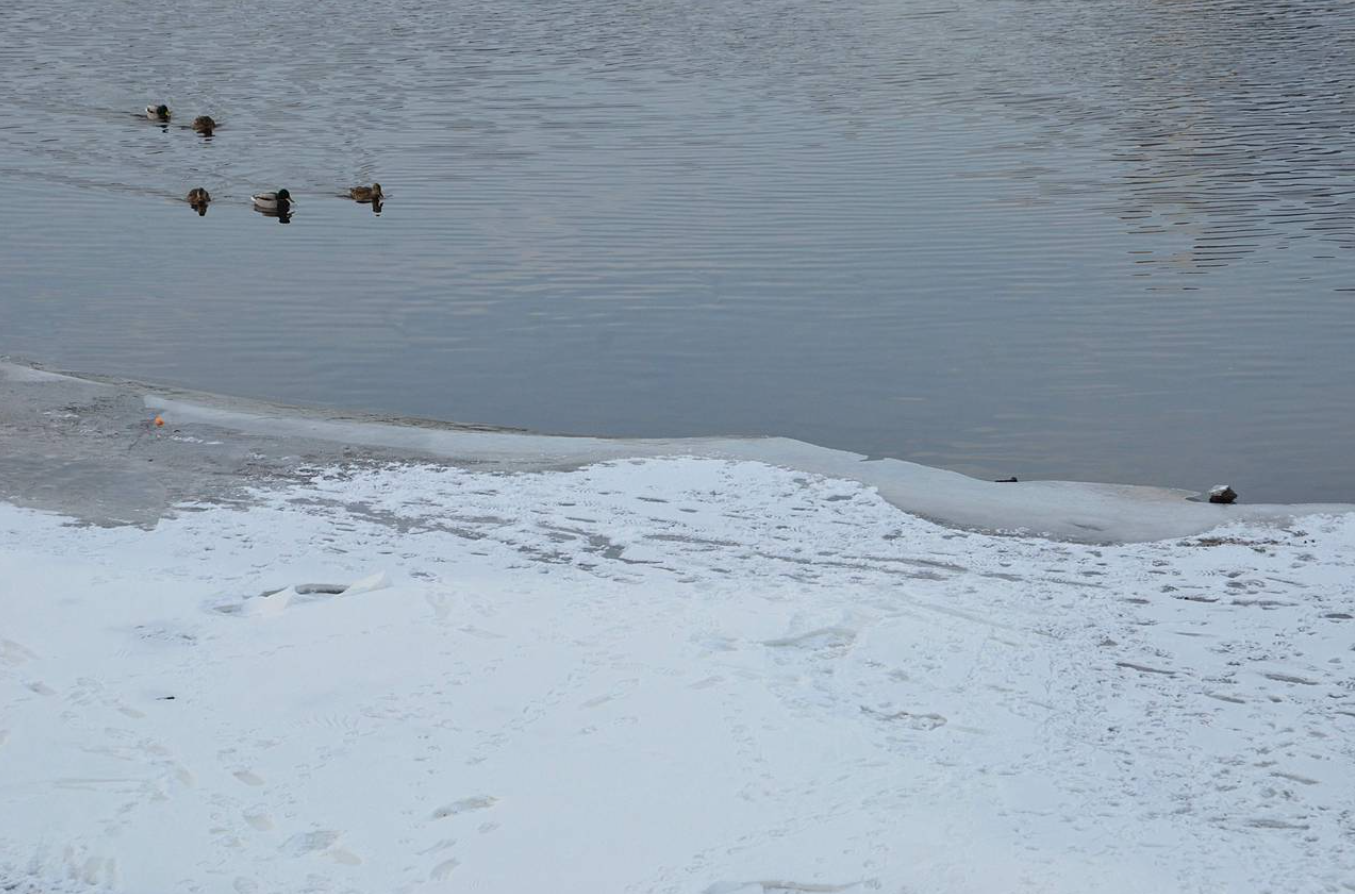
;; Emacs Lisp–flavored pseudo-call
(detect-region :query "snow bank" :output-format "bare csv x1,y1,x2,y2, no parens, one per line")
2,455,1353,893
4,359,1349,543
138,390,1349,544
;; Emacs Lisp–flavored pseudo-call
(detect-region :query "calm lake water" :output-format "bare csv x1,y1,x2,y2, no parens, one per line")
2,0,1353,501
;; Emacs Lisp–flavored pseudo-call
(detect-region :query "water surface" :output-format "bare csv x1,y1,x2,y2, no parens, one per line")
2,0,1353,501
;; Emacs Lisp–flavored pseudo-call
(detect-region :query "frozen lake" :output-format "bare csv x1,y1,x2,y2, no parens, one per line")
2,0,1354,500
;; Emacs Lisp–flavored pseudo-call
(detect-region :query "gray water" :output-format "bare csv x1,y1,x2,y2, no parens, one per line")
1,0,1353,502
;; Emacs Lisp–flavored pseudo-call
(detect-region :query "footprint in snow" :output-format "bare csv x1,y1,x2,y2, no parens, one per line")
280,828,338,856
580,678,639,708
416,837,457,856
0,638,40,666
426,591,452,621
233,769,265,786
280,830,359,862
459,625,506,639
431,796,497,820
860,705,947,731
704,881,869,894
763,627,857,652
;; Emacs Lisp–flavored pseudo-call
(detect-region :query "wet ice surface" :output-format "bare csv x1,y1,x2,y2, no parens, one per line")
2,360,1348,543
2,369,1354,893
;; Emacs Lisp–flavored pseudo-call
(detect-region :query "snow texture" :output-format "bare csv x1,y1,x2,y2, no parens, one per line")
2,456,1353,893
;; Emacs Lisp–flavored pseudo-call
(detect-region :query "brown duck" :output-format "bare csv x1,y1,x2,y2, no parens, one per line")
349,183,383,203
187,187,211,215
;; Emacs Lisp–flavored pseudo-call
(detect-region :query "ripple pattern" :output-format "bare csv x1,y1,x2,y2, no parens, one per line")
0,0,1353,501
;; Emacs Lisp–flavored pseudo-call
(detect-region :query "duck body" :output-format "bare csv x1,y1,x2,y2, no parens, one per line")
187,187,211,216
252,189,293,212
191,115,216,134
349,182,383,203
146,104,171,121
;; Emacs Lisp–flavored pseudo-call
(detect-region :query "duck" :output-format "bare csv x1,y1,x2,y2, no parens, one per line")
146,104,171,121
187,187,211,213
191,115,216,135
252,188,292,211
349,183,383,203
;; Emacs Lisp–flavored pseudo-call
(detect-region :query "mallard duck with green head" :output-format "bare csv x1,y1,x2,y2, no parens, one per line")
192,115,216,135
252,188,292,211
349,183,383,203
146,104,171,121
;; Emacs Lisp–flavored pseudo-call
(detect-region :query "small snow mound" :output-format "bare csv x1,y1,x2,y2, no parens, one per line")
240,587,291,618
341,571,390,596
230,571,391,618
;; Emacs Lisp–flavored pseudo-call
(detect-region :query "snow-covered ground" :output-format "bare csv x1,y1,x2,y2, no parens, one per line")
3,450,1354,893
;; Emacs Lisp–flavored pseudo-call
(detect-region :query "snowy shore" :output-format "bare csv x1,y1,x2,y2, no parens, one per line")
2,361,1353,893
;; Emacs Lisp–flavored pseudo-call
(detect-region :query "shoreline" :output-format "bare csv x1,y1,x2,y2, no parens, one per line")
3,358,1350,543
3,358,1354,892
